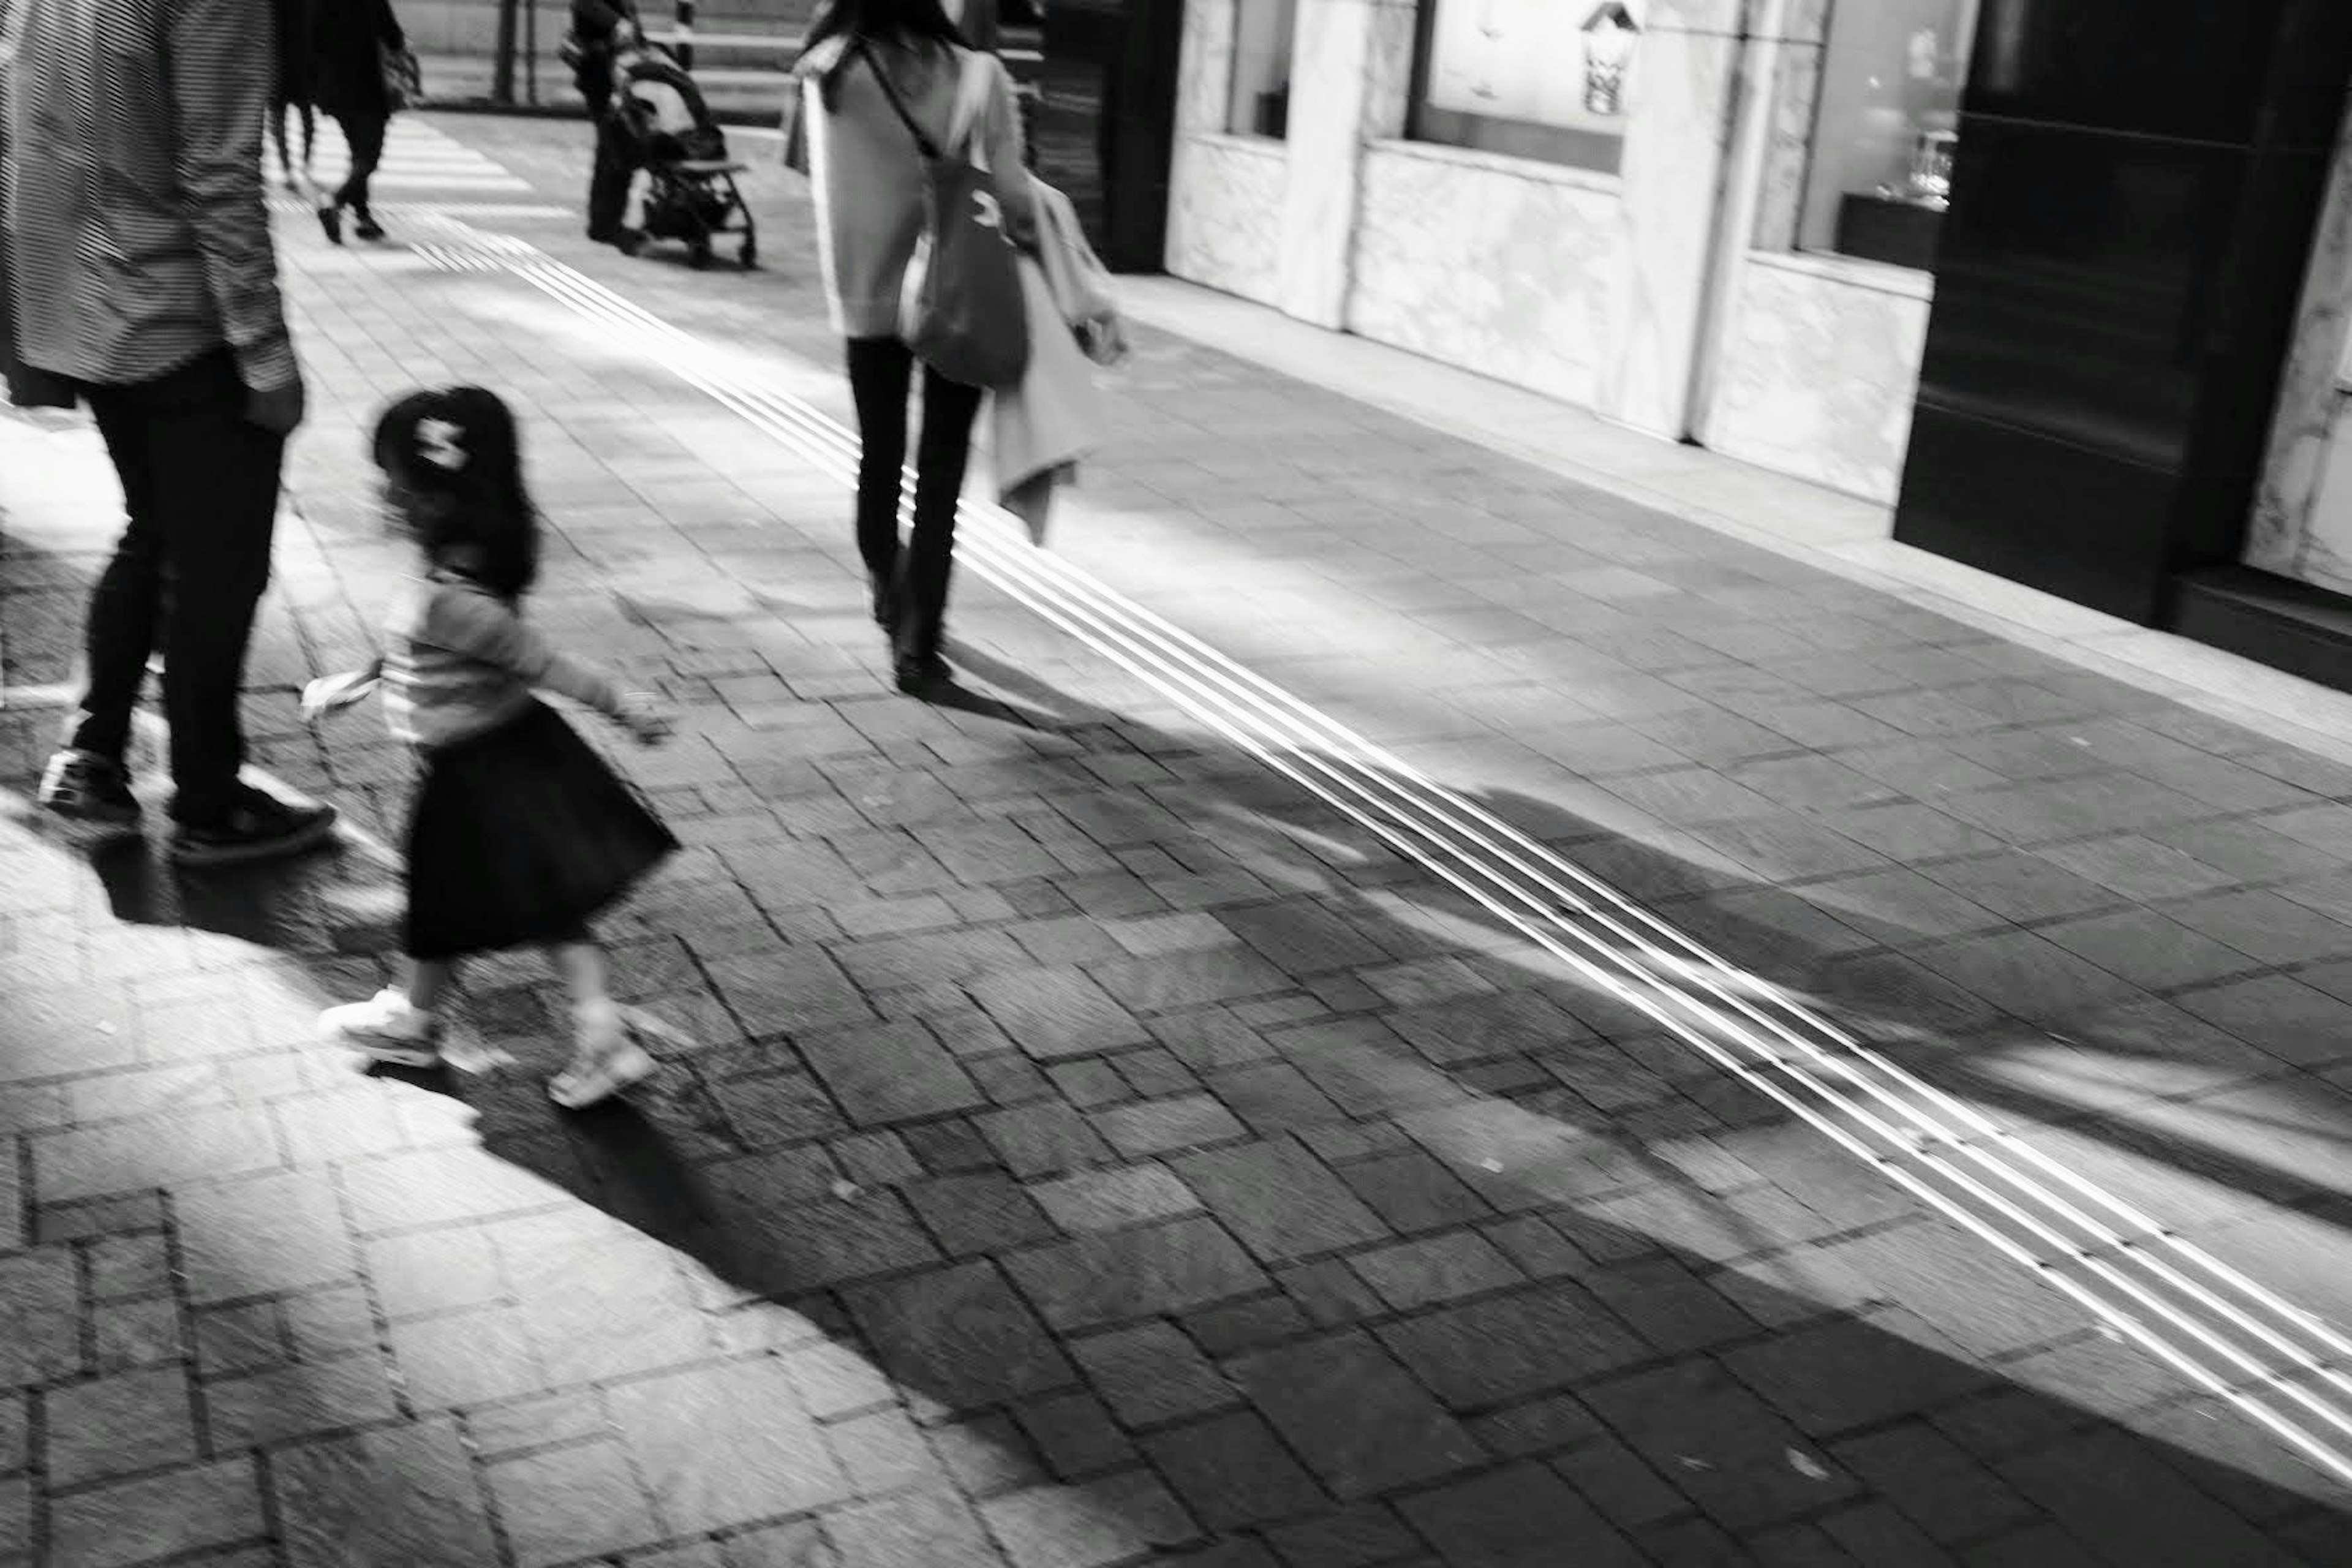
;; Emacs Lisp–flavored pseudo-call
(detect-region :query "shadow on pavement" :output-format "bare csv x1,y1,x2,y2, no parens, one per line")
8,512,2352,1562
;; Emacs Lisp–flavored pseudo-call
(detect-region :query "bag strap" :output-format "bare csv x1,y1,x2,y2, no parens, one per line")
853,38,940,162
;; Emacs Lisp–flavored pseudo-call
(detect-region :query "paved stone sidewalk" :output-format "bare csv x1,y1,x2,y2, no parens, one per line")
5,113,2352,1567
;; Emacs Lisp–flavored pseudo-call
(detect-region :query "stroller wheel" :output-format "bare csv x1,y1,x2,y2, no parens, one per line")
739,238,757,270
688,236,714,270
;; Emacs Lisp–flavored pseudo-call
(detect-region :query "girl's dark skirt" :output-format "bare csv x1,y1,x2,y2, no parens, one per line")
404,701,677,961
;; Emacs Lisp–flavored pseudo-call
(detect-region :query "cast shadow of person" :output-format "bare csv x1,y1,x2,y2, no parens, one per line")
11,552,2352,1560
441,653,2352,1562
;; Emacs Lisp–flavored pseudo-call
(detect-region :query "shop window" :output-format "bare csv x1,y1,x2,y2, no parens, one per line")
1801,0,1981,271
1229,0,1298,138
1406,1,1642,175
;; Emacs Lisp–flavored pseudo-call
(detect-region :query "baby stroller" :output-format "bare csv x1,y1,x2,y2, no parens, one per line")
612,42,758,269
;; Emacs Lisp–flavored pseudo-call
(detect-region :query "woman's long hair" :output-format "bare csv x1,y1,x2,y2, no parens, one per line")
372,386,543,603
802,0,969,107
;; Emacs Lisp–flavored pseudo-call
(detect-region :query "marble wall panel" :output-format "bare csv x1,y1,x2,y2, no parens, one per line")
2248,94,2352,590
1344,145,1624,410
1176,0,1240,136
1167,135,1289,306
1706,255,1932,503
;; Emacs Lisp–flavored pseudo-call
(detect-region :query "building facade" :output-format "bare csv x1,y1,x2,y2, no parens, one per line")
1159,0,2352,688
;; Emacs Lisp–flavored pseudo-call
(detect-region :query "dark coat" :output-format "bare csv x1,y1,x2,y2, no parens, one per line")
311,0,406,121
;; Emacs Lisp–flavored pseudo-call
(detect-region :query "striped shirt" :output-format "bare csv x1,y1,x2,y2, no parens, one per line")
0,0,297,391
384,577,632,752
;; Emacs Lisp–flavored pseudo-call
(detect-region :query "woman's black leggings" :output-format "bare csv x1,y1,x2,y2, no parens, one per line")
845,337,984,662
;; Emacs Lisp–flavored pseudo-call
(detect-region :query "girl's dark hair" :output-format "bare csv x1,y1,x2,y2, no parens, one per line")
803,0,968,105
371,386,541,601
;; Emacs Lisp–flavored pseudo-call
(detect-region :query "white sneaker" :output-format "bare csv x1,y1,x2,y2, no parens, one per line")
321,989,443,1068
548,1001,657,1110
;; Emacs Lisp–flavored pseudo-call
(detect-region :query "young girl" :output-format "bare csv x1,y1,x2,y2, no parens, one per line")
312,386,679,1109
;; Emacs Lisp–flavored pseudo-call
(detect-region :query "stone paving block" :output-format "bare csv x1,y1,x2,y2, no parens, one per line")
91,1296,184,1372
0,1244,80,1385
971,968,1152,1060
1095,1096,1250,1160
1005,1215,1271,1332
1145,1409,1326,1531
274,1416,500,1568
488,1439,665,1568
1398,1460,1645,1568
706,1182,944,1297
489,1212,712,1386
45,1457,265,1568
712,1072,848,1147
176,1170,360,1305
844,1261,1077,1412
1376,1280,1648,1410
389,1305,549,1409
1031,1164,1202,1232
1227,1330,1483,1499
907,1171,1060,1256
707,948,877,1036
1171,1139,1391,1264
341,1145,571,1234
1264,1500,1423,1568
1070,1321,1238,1428
793,1020,989,1127
46,1365,198,1486
206,1351,402,1449
1205,1060,1348,1135
826,1487,999,1567
364,1225,507,1320
1207,903,1390,979
608,1359,853,1531
1090,948,1291,1014
1347,1231,1525,1313
980,1470,1196,1568
34,1104,282,1203
1015,1390,1138,1480
826,1406,942,1496
978,1103,1115,1178
1333,1148,1497,1235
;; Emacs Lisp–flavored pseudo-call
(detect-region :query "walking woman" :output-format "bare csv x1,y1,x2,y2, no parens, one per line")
312,0,409,243
795,0,1034,695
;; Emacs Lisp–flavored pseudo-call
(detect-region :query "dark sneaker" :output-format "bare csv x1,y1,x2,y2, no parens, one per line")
894,652,954,696
352,209,386,241
36,749,141,827
170,786,339,869
317,203,344,245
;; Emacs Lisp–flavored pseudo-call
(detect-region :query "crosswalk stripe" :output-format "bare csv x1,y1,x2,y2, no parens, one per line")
267,117,532,195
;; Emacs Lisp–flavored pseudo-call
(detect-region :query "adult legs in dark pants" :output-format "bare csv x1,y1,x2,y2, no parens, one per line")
322,110,390,241
845,336,984,692
40,350,337,865
587,108,637,243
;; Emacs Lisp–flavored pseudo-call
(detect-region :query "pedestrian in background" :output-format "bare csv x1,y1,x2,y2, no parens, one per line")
568,0,644,245
4,0,334,867
309,387,679,1109
795,0,1035,696
273,0,321,194
312,0,409,242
